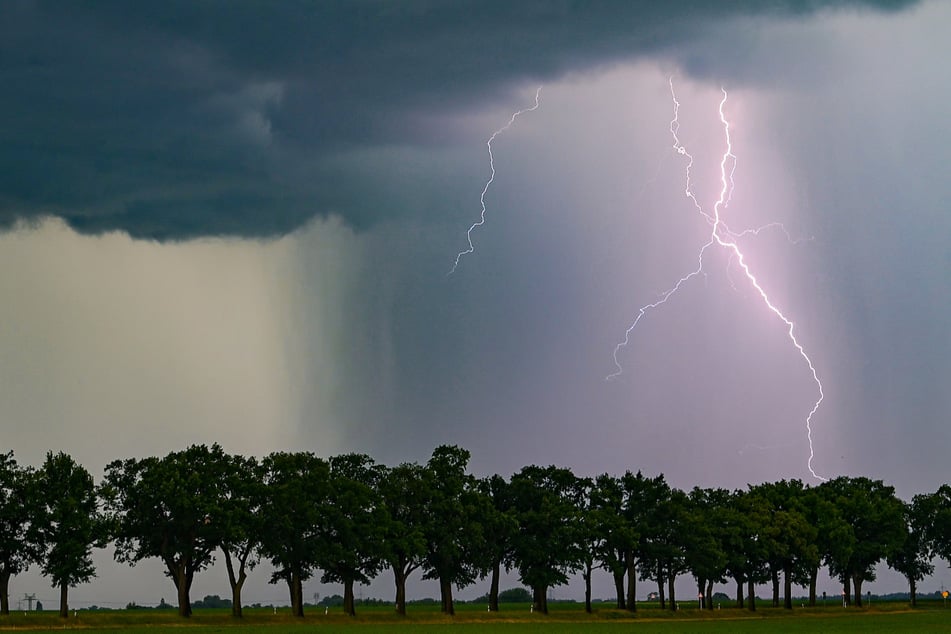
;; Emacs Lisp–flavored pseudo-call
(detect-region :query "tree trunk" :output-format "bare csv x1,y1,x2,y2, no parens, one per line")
223,548,247,618
583,565,593,613
657,570,666,611
771,568,780,607
286,569,304,617
532,585,548,614
295,572,304,617
0,569,10,615
843,575,851,607
294,573,304,618
167,560,192,618
613,566,626,610
625,554,637,612
909,577,917,608
747,578,756,612
696,578,705,609
668,571,677,611
735,577,744,609
393,567,407,616
59,582,69,618
489,561,501,612
808,567,818,607
185,568,195,615
852,575,863,608
439,577,454,615
706,579,714,610
285,577,293,616
230,578,245,618
177,570,191,617
783,567,793,610
343,579,356,616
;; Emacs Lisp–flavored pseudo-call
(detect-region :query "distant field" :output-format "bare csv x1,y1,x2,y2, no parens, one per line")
1,601,950,632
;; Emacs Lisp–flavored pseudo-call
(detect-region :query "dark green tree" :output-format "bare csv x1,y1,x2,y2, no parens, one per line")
732,488,771,612
749,480,818,610
887,497,934,607
420,445,480,616
508,465,585,614
472,475,517,612
642,486,690,612
34,451,101,618
820,476,904,607
717,489,753,609
620,471,669,611
212,453,264,618
575,477,599,614
0,452,41,615
800,485,850,606
101,445,227,617
258,451,330,617
378,462,428,615
319,453,386,616
684,487,731,610
589,473,634,610
920,485,951,574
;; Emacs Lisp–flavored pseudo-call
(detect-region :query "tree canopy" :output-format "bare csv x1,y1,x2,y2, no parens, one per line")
34,451,101,618
2,445,950,619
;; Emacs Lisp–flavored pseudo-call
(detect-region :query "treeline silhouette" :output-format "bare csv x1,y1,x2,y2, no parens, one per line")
1,445,949,619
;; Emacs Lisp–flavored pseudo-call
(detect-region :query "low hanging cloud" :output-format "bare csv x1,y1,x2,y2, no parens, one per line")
0,0,918,240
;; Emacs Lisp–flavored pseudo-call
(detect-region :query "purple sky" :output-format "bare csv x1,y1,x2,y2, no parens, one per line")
2,0,949,606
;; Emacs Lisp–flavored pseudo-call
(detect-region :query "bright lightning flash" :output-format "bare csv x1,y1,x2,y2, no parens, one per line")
609,78,827,482
449,87,541,275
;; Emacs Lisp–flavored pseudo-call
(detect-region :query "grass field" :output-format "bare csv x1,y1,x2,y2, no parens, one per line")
1,601,950,632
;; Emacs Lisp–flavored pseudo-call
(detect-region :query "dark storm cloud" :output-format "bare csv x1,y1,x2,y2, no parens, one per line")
1,0,916,240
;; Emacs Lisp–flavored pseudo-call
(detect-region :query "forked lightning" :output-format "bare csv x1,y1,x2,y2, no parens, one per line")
609,78,826,481
449,87,542,275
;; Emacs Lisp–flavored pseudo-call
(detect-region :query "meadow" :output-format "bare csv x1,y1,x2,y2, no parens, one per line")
1,600,950,632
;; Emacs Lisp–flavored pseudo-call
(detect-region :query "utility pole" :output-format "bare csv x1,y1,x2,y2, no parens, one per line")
23,593,36,611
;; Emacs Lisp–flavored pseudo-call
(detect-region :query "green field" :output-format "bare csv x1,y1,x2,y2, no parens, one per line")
2,601,951,632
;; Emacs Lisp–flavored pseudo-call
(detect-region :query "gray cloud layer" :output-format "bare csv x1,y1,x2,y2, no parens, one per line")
1,0,917,239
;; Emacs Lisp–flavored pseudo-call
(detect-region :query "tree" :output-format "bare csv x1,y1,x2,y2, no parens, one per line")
749,480,818,610
820,477,904,607
421,445,480,616
318,453,386,616
684,487,731,610
800,485,850,606
620,471,669,612
731,488,771,612
716,489,751,609
378,462,428,615
473,586,531,603
258,451,330,617
34,451,101,618
574,477,599,614
920,485,951,573
589,473,635,610
640,486,690,611
887,497,933,608
0,452,41,615
101,445,227,617
211,453,264,618
508,465,585,614
472,475,517,612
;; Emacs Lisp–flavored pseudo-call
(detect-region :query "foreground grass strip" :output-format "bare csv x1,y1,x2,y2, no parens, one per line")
1,603,950,632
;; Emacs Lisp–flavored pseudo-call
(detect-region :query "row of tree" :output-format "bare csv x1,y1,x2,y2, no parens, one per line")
1,446,950,619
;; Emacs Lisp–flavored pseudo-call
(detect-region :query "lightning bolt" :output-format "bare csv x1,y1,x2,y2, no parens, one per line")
609,78,826,482
449,87,541,275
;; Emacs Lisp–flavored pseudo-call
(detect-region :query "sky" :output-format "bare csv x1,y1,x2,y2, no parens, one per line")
2,0,950,607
